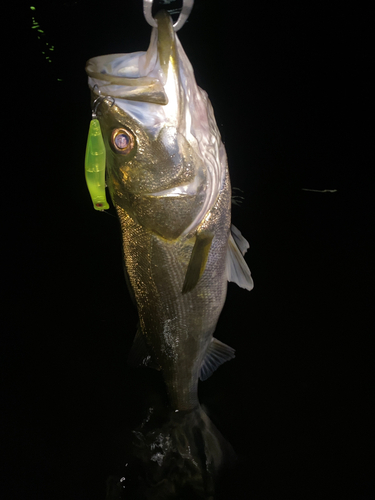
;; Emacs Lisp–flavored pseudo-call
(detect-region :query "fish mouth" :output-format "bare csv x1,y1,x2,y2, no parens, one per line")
85,10,176,106
86,10,225,236
85,66,168,105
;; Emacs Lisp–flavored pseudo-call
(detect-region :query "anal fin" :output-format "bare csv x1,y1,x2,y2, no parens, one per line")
200,338,235,381
182,231,214,294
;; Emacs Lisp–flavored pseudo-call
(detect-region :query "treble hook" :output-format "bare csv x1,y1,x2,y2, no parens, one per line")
143,0,194,31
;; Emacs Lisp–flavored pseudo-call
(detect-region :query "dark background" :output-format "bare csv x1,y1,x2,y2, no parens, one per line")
3,0,373,498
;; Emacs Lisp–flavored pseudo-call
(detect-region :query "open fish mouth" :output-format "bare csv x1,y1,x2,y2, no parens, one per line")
86,10,224,237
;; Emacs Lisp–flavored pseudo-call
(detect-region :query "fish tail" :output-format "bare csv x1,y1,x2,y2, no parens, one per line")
127,405,235,498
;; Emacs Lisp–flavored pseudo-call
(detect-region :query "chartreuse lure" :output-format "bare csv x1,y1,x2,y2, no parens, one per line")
85,117,109,211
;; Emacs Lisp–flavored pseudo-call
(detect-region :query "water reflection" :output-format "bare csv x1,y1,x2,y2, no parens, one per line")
106,403,235,500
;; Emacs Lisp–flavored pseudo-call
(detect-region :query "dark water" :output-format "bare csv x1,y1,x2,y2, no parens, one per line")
3,1,373,498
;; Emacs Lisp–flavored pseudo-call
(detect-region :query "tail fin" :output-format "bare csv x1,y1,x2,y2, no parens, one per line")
124,405,235,499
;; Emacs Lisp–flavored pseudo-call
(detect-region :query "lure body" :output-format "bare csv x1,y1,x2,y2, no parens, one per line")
85,119,109,210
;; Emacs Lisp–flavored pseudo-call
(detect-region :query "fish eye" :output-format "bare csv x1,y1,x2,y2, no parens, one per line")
111,128,135,155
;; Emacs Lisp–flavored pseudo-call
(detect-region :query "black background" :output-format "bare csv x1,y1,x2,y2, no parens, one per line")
3,1,373,498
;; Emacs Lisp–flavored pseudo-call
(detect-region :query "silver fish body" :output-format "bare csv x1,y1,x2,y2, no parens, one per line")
86,11,253,411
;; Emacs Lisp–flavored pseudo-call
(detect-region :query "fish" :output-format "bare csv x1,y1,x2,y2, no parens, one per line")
86,10,253,488
85,9,253,483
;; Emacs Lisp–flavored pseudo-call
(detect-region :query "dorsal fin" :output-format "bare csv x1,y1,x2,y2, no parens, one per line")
182,231,214,294
200,338,235,381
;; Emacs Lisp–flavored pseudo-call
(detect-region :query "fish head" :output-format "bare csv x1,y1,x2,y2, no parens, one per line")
86,11,225,240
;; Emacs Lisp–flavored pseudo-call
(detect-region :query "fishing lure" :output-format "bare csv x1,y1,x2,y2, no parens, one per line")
84,92,114,211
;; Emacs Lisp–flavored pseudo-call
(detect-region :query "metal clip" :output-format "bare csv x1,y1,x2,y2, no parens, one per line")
143,0,194,31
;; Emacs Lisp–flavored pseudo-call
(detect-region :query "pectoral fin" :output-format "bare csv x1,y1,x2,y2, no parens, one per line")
182,231,214,294
200,338,236,381
226,224,254,290
127,326,161,370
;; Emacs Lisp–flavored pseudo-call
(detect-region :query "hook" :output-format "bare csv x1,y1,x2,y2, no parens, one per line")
91,85,115,118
